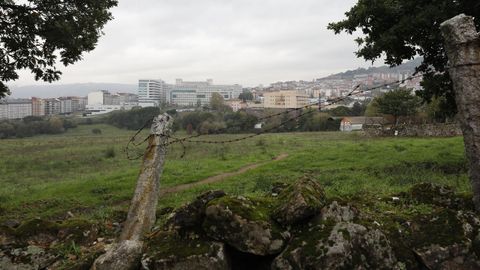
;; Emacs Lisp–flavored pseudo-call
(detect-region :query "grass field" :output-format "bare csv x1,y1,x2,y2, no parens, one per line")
0,123,470,223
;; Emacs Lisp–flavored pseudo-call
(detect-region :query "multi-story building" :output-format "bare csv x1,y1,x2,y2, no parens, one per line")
44,98,61,115
31,97,45,116
72,96,88,112
0,98,32,119
85,90,138,115
138,79,167,107
263,90,309,109
88,90,110,105
59,97,74,114
137,78,242,107
167,79,242,106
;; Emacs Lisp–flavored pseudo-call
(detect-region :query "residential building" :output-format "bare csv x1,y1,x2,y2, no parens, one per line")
44,98,60,115
88,90,111,105
85,90,138,115
339,116,387,132
0,98,32,119
59,97,73,114
72,96,88,111
138,79,167,107
31,97,45,116
263,90,309,109
226,100,246,112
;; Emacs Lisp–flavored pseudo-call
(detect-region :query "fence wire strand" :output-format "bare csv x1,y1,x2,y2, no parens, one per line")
125,73,423,159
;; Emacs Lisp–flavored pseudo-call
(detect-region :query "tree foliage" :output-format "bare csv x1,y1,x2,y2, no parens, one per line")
239,91,254,101
328,0,480,117
0,0,118,98
375,88,421,124
106,107,160,130
0,116,75,138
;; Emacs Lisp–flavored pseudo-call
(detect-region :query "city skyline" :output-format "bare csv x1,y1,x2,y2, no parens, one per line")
7,0,386,89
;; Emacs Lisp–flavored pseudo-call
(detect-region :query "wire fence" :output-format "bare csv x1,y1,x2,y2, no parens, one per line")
125,73,423,159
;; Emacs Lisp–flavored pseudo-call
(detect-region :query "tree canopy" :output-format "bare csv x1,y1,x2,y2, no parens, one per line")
0,0,118,98
328,0,480,117
375,88,421,125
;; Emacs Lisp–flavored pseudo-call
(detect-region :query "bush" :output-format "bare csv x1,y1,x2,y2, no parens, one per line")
106,107,160,130
0,117,75,139
92,128,102,135
103,147,116,159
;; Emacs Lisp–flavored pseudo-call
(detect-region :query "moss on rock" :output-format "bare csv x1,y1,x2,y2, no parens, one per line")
272,175,327,225
143,231,229,270
203,195,288,256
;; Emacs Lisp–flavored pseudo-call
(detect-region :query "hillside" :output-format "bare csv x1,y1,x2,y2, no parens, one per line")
324,57,423,79
8,83,137,98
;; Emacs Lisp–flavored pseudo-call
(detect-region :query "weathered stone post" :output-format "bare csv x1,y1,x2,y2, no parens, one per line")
92,113,173,270
440,14,480,211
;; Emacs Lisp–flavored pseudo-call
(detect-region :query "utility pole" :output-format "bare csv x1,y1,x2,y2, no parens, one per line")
440,14,480,211
92,113,173,270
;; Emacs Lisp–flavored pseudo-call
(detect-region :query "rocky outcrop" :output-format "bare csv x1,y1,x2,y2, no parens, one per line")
0,245,56,270
320,201,358,222
415,244,480,270
203,196,289,256
272,220,398,270
142,231,229,270
408,182,456,207
165,190,226,232
272,176,327,225
2,180,480,270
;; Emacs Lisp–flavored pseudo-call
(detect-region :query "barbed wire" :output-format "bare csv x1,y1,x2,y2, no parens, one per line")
124,73,423,159
168,73,423,145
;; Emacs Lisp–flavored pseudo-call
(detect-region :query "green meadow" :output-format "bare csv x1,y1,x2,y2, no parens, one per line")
0,124,470,223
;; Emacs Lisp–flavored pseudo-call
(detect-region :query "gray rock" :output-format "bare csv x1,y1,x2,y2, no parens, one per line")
142,231,229,270
0,246,56,270
320,201,358,222
91,240,143,270
272,176,327,225
272,221,398,270
408,182,455,207
165,190,226,232
415,244,480,270
203,195,288,256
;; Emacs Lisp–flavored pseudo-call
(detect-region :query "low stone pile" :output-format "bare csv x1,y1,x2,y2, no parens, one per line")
1,178,480,270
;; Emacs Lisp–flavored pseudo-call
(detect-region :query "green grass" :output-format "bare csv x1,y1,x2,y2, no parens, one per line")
0,124,470,223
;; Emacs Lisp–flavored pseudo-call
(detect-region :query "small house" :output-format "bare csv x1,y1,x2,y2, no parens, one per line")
339,116,387,132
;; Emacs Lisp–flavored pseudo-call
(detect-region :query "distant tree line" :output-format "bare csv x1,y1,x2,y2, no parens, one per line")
106,107,161,130
0,116,77,139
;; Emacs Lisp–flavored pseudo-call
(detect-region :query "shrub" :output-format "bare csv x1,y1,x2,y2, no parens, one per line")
92,128,102,135
103,147,115,158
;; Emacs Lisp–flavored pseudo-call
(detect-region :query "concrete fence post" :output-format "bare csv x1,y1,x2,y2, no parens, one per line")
92,113,173,270
440,14,480,211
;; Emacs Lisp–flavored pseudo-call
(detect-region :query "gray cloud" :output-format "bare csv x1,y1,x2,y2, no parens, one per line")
12,0,379,88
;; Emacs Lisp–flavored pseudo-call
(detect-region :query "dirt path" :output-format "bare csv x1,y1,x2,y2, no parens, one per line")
160,153,289,195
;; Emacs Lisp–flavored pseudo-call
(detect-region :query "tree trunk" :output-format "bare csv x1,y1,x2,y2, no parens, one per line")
440,14,480,211
92,113,173,270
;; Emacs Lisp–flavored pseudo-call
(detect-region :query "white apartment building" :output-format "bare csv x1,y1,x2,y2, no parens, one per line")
85,90,138,115
59,97,73,114
44,98,61,115
0,99,32,119
263,90,309,109
88,91,110,105
138,79,167,107
168,79,242,106
137,78,242,107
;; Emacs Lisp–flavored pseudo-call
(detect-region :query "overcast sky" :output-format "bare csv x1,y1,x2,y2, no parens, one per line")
12,0,381,87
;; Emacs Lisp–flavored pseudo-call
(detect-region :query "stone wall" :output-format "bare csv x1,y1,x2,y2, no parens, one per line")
364,123,462,137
